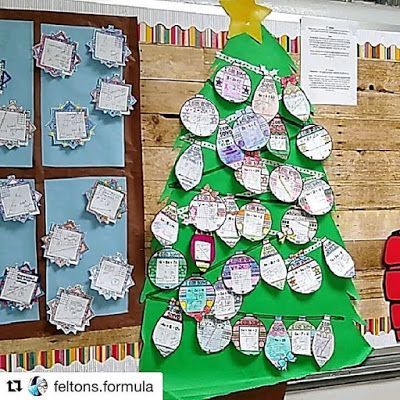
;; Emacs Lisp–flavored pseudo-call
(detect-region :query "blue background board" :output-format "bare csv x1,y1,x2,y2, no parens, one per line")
41,24,125,167
0,19,34,167
45,177,128,316
0,179,39,325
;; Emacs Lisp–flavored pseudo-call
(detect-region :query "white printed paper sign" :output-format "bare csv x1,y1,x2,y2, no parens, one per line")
232,315,267,355
287,256,322,295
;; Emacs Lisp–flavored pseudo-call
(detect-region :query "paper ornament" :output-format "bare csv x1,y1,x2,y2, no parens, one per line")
269,165,303,203
312,316,335,368
281,207,318,245
190,231,216,273
259,240,287,290
180,95,219,137
232,107,270,151
175,143,204,191
281,75,311,122
0,60,11,95
287,256,322,295
151,202,179,246
252,75,279,122
211,278,242,321
197,315,232,354
216,123,245,170
297,124,333,161
288,317,315,356
234,152,269,194
152,299,183,358
148,247,187,290
236,200,272,242
188,186,227,232
298,179,334,216
216,195,241,248
323,239,356,278
214,65,251,103
178,276,215,322
265,317,296,370
232,315,267,355
267,115,290,160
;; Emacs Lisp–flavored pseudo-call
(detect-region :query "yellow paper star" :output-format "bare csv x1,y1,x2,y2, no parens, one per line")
220,0,272,43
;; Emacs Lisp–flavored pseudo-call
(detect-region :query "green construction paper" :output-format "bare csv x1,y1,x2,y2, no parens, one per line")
140,27,372,399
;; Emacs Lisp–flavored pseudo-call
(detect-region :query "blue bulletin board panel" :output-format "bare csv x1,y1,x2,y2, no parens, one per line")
0,19,34,168
44,177,128,316
41,24,125,167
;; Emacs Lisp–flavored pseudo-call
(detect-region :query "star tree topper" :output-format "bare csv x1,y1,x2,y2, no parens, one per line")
220,0,272,43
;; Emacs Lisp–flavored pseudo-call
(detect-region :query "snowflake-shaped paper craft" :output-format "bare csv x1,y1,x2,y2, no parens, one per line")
0,60,11,94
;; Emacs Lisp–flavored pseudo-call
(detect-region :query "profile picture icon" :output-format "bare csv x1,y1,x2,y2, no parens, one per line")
28,376,48,396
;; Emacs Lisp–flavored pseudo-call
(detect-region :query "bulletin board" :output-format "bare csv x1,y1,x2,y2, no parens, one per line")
0,9,144,341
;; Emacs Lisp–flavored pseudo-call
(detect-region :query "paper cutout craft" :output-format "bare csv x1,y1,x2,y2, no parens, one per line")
281,75,311,122
211,278,242,321
86,179,127,224
232,315,267,355
180,95,219,137
281,207,318,245
47,285,94,335
33,31,81,78
175,143,204,191
288,317,315,356
0,60,11,95
252,74,279,122
152,299,183,357
323,239,356,278
151,202,179,247
287,256,323,295
312,316,335,367
148,247,187,290
298,179,334,216
267,115,290,161
0,100,36,149
190,231,216,273
42,220,88,268
87,25,131,68
297,124,333,161
47,101,95,149
0,176,42,223
260,240,287,290
269,165,303,203
216,195,241,248
89,253,134,300
91,74,136,117
222,253,260,295
214,65,251,103
0,263,43,311
197,315,233,354
178,276,215,322
216,123,245,170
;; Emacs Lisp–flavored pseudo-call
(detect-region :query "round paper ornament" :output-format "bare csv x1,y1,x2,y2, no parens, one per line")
287,256,322,294
269,165,303,203
232,107,270,151
222,253,260,295
298,179,334,216
175,143,203,191
178,276,215,322
281,207,318,245
236,201,272,242
216,123,245,170
216,196,241,248
322,239,356,278
296,125,333,161
197,315,232,354
281,75,311,122
288,317,315,356
232,315,267,355
252,75,279,122
188,186,227,232
259,240,287,290
190,231,216,273
267,115,290,160
148,247,187,290
151,202,179,246
180,95,219,137
211,278,242,321
312,316,334,368
214,65,251,103
234,152,269,194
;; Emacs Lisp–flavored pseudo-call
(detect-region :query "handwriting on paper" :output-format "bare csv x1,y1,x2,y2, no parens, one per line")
0,111,27,141
0,183,36,219
89,184,124,220
54,292,89,326
41,38,74,72
94,31,123,63
55,111,87,140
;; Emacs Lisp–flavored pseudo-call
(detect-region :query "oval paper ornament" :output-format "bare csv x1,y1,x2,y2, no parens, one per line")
152,299,183,358
281,207,318,245
148,247,187,290
211,279,242,321
216,123,245,170
190,231,216,273
323,239,356,278
297,125,333,161
288,317,315,356
267,115,290,161
232,315,267,356
232,107,270,151
151,202,179,246
236,201,272,242
216,196,241,248
260,240,287,290
252,75,279,122
287,256,322,294
180,95,219,137
269,165,303,203
265,317,296,371
312,316,335,368
234,152,269,194
222,253,260,295
197,315,233,354
281,75,311,122
178,276,215,322
188,186,226,232
175,143,203,191
214,65,251,103
298,179,334,216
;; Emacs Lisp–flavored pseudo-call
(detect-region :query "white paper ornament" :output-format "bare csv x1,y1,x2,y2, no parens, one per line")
281,76,311,122
211,279,242,321
297,125,333,161
252,75,279,122
151,202,179,246
197,315,232,354
232,315,267,356
267,115,290,161
312,316,335,367
260,240,287,290
214,65,251,103
323,239,356,278
216,123,245,170
288,317,315,356
269,165,303,203
234,152,269,194
287,256,322,294
298,179,334,216
216,195,241,248
175,144,203,191
281,207,318,245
